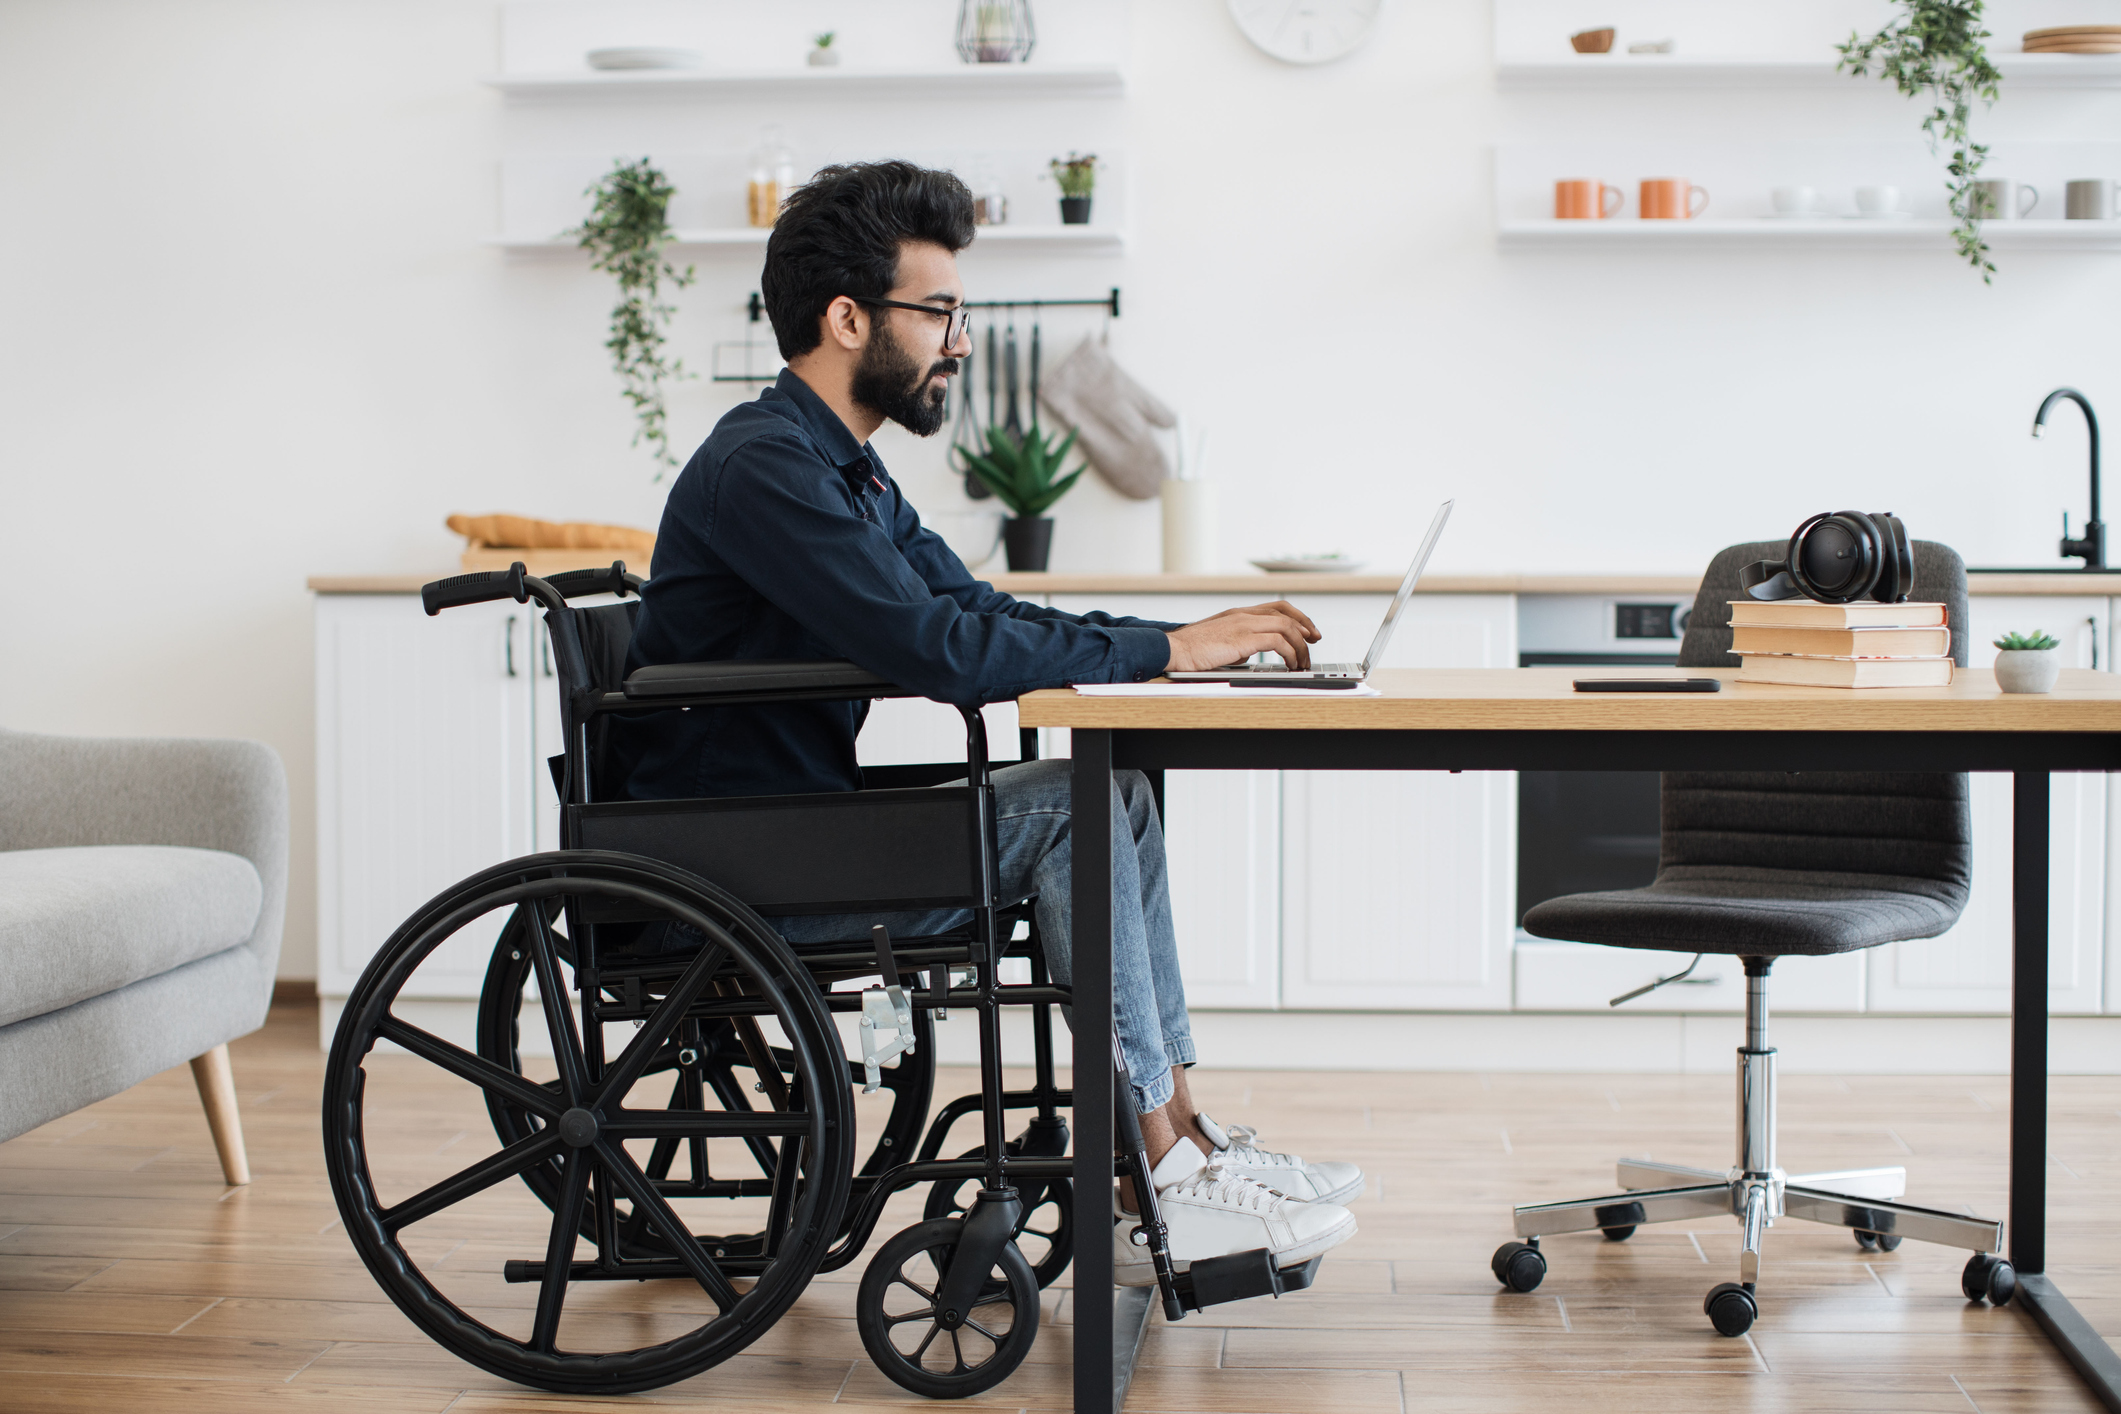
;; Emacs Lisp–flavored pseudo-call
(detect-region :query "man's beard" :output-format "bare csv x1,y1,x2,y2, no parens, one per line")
851,320,955,437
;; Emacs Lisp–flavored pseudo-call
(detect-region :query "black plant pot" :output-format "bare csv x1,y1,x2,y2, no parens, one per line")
1003,516,1054,572
1059,196,1092,225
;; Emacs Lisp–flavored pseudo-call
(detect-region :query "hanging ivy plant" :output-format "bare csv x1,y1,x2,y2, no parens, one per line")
1837,0,2003,281
572,158,696,476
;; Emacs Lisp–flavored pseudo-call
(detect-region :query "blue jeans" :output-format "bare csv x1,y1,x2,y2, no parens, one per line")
771,759,1194,1112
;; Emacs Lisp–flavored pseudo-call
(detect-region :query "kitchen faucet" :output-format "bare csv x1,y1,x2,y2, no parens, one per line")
2035,387,2103,570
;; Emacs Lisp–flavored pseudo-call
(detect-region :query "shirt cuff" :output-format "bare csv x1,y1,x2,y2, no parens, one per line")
1112,625,1173,684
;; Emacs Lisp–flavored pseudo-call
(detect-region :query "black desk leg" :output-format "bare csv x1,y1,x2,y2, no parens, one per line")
1071,732,1121,1414
2011,769,2121,1411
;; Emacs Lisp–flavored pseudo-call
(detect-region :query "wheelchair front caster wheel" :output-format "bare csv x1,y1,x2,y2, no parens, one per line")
1854,1229,1902,1252
924,1154,1074,1292
1600,1225,1637,1242
1962,1252,2017,1307
1491,1241,1546,1293
1704,1281,1757,1337
858,1218,1039,1398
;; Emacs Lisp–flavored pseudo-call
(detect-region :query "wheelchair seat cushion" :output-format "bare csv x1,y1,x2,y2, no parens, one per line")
0,845,263,1027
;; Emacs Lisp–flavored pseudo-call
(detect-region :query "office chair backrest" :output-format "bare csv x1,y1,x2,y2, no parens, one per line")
1661,541,1973,920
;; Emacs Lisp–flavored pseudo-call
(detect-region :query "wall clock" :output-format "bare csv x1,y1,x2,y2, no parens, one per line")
1227,0,1383,65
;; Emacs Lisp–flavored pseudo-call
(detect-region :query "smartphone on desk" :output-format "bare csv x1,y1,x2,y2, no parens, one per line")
1573,678,1722,693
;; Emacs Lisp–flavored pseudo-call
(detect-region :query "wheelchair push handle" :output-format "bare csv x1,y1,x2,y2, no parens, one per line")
542,561,644,600
422,564,527,617
422,561,644,618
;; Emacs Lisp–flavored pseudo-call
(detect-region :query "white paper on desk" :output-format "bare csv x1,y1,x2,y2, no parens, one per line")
1071,682,1382,698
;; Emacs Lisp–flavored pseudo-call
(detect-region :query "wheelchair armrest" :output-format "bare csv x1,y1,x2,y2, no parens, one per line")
622,659,906,701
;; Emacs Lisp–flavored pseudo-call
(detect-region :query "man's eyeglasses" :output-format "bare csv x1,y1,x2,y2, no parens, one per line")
849,297,971,350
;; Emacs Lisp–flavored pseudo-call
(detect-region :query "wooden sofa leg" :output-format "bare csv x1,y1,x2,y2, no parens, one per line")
189,1044,251,1185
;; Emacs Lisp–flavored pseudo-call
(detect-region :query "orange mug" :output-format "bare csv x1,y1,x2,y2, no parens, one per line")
1555,179,1624,220
1640,177,1709,220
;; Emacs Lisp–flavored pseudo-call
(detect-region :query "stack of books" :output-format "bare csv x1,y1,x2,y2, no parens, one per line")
1730,600,1953,688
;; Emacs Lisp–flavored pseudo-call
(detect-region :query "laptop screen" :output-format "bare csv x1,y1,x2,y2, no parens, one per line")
1359,500,1454,674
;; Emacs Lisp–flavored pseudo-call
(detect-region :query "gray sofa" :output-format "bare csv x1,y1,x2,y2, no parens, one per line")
0,727,287,1182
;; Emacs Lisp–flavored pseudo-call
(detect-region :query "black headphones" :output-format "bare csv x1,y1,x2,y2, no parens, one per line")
1740,511,1913,604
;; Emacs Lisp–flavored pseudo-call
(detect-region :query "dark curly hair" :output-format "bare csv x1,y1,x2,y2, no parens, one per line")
761,161,976,360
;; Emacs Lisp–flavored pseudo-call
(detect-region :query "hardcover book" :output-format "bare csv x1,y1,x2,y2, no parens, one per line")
1736,654,1954,689
1729,625,1952,658
1727,601,1949,629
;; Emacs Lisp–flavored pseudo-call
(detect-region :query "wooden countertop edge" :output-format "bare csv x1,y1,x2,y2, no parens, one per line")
307,571,2121,595
1017,668,2121,731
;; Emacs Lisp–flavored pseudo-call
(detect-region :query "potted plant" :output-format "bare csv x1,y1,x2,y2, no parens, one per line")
1049,152,1097,225
1837,0,2002,281
959,425,1086,571
1993,630,2062,693
571,158,696,479
809,31,838,67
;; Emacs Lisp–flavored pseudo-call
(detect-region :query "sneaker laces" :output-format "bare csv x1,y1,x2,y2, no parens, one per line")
1217,1124,1305,1169
1166,1159,1288,1213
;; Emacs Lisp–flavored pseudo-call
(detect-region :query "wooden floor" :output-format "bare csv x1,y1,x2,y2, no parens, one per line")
2,1000,2116,1413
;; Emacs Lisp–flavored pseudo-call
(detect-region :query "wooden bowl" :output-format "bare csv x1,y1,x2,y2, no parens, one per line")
1571,27,1616,53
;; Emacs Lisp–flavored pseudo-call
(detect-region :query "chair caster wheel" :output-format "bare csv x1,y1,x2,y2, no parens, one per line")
1963,1252,2017,1307
1600,1225,1637,1242
1855,1229,1901,1252
1491,1241,1546,1293
1704,1281,1757,1337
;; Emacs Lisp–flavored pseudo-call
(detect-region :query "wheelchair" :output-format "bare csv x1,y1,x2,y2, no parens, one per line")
323,561,1323,1400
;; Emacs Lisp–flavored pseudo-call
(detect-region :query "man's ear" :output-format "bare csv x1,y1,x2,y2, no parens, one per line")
821,295,868,354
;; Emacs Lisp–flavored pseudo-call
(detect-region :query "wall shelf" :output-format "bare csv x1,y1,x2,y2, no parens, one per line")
1498,218,2121,249
489,225,1126,254
483,63,1127,100
1496,52,2121,90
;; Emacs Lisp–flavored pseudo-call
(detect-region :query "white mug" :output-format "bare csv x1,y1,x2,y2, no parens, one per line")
2065,179,2120,221
1964,179,2038,220
1771,185,1822,215
1855,185,1901,216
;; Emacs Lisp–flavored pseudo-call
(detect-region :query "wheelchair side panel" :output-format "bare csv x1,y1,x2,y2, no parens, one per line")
570,787,990,915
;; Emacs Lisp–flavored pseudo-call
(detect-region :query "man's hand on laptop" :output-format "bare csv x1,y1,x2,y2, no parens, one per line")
1164,602,1321,673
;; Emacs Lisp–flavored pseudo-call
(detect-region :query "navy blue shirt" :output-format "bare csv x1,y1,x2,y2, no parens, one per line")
607,370,1177,802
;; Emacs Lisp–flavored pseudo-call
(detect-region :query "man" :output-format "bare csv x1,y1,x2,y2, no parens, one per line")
608,161,1360,1282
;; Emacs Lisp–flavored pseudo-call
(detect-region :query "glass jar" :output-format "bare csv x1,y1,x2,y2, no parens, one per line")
748,126,796,228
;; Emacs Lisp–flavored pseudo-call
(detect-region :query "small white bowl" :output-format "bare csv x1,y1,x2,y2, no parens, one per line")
1251,556,1366,574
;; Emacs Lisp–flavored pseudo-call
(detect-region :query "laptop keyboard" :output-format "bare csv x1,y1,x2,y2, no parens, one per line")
1232,662,1362,675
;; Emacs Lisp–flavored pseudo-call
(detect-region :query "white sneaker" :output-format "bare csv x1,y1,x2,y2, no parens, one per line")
1198,1113,1364,1205
1113,1139,1356,1287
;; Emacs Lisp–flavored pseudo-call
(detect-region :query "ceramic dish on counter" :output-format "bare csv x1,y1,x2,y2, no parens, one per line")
1251,555,1366,573
586,46,705,70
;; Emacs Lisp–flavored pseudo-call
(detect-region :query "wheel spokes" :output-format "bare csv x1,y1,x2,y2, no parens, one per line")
526,902,588,1103
381,1127,566,1233
595,1138,743,1311
377,1017,561,1120
530,1147,592,1353
594,936,728,1105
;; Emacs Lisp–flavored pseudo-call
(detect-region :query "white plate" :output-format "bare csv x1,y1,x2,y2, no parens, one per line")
1250,557,1367,574
1846,210,1914,221
1765,210,1834,219
586,47,705,70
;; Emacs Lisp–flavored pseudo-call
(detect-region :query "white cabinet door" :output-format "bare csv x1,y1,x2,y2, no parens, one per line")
1045,594,1283,1007
1281,595,1518,1010
1867,595,2107,1014
858,698,1024,769
316,595,533,1000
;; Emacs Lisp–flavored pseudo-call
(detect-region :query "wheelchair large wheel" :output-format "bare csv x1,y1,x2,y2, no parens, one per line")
476,912,935,1253
323,851,854,1396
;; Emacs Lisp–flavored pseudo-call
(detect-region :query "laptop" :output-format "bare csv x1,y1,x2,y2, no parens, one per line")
1168,500,1454,683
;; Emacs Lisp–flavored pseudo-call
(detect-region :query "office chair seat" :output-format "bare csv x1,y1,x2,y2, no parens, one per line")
1523,867,1968,956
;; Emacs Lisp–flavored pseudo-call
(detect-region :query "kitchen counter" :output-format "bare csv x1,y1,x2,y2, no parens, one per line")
307,570,2121,596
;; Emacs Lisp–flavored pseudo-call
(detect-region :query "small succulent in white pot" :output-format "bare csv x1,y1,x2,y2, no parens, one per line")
1993,630,2062,694
809,31,839,66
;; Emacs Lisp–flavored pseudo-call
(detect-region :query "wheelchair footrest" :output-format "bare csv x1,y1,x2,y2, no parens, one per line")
1172,1250,1325,1313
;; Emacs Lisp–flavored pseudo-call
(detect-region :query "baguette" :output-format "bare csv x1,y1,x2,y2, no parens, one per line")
447,513,657,553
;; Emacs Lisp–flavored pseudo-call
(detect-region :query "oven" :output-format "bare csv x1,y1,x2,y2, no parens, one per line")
1515,594,1694,922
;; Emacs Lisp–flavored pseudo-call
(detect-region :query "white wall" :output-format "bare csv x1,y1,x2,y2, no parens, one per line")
2,0,2117,980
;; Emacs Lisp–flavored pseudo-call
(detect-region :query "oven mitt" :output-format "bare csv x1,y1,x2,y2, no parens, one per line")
1036,336,1176,500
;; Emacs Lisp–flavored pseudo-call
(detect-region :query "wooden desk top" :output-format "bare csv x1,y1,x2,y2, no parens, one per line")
1016,668,2121,733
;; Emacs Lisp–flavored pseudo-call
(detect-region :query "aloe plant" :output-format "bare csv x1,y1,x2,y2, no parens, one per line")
960,425,1086,518
1994,630,2059,651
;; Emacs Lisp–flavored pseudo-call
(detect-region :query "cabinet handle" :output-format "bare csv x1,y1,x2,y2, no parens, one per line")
503,616,517,678
2088,615,2100,672
541,627,554,678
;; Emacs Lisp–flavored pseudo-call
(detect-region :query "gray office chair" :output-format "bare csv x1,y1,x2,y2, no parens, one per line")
1492,540,2016,1337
